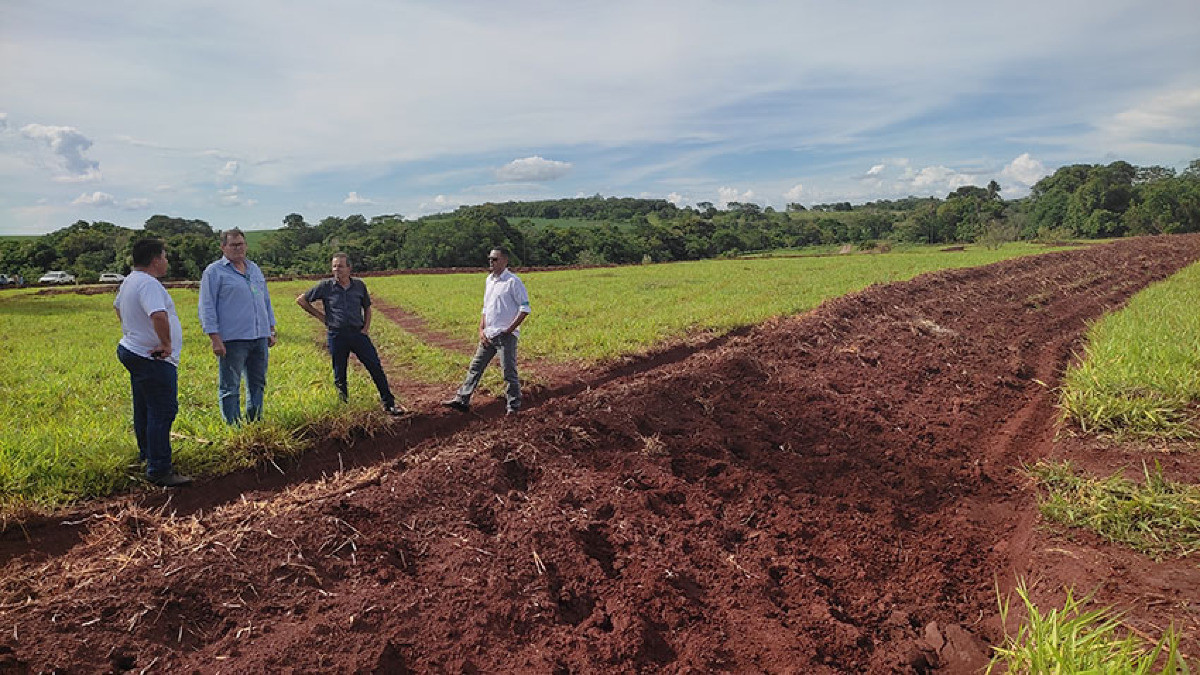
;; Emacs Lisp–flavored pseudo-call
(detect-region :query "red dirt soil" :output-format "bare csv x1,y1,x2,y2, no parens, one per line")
3,235,1200,673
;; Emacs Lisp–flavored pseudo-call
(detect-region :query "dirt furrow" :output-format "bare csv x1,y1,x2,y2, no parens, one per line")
3,235,1199,673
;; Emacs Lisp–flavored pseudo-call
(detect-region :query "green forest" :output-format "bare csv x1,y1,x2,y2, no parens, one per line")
3,158,1198,282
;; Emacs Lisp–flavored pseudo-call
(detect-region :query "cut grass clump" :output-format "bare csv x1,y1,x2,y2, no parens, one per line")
1027,460,1200,559
988,580,1190,674
1060,260,1200,439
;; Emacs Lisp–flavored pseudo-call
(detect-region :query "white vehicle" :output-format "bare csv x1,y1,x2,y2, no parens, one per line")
38,270,77,284
98,272,125,283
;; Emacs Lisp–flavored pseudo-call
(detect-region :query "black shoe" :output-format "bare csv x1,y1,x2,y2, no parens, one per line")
442,399,470,413
148,472,193,487
384,403,409,417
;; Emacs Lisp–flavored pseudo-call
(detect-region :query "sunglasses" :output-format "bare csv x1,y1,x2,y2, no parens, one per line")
487,257,500,262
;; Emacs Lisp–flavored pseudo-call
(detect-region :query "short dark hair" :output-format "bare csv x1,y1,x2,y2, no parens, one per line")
220,228,246,245
332,252,351,266
131,239,166,268
491,247,510,259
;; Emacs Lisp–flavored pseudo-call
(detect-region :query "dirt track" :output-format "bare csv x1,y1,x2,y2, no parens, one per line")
3,236,1200,673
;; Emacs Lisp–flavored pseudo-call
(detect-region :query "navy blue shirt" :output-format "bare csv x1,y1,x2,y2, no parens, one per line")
303,278,372,331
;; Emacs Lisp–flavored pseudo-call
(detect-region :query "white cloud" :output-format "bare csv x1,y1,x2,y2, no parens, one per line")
866,164,885,176
0,113,8,132
344,191,373,205
3,2,1200,234
1001,153,1049,187
217,160,240,181
904,165,975,191
218,185,257,207
20,123,101,182
717,186,755,208
496,156,572,182
70,191,151,210
72,191,116,206
666,191,685,206
783,183,804,201
1109,87,1200,135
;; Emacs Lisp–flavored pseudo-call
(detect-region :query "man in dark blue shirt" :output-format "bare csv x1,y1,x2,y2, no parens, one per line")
297,253,405,416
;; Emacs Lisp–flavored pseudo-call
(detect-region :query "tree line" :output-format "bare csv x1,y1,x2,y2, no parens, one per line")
3,158,1198,282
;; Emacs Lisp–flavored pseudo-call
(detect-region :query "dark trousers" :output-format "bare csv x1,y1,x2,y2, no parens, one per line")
117,344,178,478
327,329,395,407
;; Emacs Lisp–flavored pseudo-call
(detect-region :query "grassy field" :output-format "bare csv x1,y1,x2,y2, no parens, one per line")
1060,259,1200,438
0,280,391,514
369,242,1071,364
2,243,1071,514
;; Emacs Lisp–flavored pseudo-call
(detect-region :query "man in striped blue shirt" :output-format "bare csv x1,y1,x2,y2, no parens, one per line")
199,228,276,424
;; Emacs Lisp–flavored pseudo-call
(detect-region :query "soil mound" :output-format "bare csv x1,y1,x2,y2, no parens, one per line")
4,235,1200,673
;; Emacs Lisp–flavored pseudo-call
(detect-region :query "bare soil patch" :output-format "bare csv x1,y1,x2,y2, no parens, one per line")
3,235,1199,673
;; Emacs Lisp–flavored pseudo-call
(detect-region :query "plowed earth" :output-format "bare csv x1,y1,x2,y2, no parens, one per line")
3,236,1200,673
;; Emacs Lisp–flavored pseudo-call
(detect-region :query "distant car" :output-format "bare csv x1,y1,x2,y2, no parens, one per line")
98,273,125,283
0,274,11,286
38,270,77,284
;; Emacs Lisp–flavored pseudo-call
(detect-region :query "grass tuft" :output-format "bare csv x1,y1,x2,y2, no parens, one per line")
1027,460,1200,559
989,580,1190,674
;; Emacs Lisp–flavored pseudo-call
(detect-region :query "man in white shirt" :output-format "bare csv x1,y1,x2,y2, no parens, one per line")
443,247,531,415
114,239,192,487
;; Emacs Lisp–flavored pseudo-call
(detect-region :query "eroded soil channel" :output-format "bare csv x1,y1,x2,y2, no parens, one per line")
3,235,1200,673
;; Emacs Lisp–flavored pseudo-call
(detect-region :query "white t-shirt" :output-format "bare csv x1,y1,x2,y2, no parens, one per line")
482,269,532,338
115,270,183,366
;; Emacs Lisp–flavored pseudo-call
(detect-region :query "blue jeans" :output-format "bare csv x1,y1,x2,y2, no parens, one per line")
117,345,178,478
327,329,395,407
218,338,268,424
455,332,520,412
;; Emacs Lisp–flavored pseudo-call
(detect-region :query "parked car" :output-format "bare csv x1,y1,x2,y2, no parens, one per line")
98,272,125,283
0,274,11,286
38,270,77,284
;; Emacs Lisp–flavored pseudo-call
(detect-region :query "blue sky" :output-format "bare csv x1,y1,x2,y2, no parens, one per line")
1,0,1198,235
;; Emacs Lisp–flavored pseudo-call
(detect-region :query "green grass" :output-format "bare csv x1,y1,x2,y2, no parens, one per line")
1060,260,1200,438
989,580,1189,674
369,242,1073,364
1028,460,1200,559
0,282,390,514
239,228,277,248
1,242,1072,512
